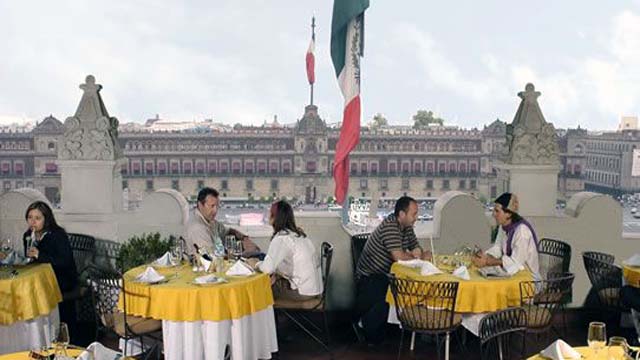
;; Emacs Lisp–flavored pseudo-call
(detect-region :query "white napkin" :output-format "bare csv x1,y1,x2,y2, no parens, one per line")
539,339,581,360
199,255,212,272
225,260,254,276
452,265,471,280
153,252,173,266
624,254,640,266
420,261,443,276
397,259,443,276
194,274,225,284
135,266,165,283
502,256,525,275
76,341,123,360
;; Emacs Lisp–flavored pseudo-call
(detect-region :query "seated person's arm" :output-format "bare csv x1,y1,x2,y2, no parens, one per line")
390,249,421,261
253,237,286,273
406,229,431,260
473,242,503,267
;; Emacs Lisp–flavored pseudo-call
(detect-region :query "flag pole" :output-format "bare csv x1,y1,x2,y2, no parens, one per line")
310,16,316,106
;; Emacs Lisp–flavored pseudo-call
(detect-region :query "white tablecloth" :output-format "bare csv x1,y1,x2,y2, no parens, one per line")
388,305,484,336
0,306,59,355
162,306,278,360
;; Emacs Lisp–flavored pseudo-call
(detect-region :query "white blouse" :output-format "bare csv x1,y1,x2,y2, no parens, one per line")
486,224,540,280
257,231,323,296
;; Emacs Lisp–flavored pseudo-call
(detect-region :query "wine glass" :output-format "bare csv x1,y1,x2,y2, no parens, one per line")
587,321,606,356
224,235,236,260
231,240,243,261
607,336,632,359
52,322,70,357
1,237,12,253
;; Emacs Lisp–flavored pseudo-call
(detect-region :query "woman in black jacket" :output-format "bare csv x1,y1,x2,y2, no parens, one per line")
23,201,78,338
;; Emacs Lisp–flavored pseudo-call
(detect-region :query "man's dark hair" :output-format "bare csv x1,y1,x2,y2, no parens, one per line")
197,187,219,203
394,196,417,217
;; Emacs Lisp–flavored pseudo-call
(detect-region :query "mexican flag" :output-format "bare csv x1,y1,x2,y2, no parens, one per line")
331,0,369,204
306,34,315,85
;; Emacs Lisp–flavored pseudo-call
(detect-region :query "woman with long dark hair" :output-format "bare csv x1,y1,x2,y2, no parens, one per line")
23,201,78,335
472,192,540,279
247,200,322,300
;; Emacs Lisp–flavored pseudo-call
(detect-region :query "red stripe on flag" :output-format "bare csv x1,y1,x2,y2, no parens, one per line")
306,39,315,85
333,96,361,204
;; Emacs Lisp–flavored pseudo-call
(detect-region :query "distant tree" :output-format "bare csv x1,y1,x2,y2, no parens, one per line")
412,110,444,128
371,113,388,128
233,123,243,130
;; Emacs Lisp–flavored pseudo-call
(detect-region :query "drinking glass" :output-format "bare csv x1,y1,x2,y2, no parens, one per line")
52,322,70,357
224,235,236,260
170,245,182,265
587,321,607,356
1,237,12,253
231,240,243,260
607,336,632,360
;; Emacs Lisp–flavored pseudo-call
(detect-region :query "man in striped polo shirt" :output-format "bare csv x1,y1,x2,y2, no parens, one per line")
353,196,432,345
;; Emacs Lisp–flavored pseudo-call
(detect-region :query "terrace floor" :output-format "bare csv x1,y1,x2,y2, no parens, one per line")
88,308,639,359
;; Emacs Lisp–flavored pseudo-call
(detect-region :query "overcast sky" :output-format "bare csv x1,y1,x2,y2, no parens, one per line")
1,1,640,130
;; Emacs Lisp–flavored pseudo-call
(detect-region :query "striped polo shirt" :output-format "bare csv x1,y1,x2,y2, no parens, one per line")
356,214,420,277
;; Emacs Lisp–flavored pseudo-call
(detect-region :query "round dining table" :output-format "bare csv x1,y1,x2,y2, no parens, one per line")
0,263,61,355
623,264,640,287
121,264,278,360
527,345,633,359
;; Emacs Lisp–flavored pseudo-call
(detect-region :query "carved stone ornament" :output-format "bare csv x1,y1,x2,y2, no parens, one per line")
59,75,122,161
505,83,559,165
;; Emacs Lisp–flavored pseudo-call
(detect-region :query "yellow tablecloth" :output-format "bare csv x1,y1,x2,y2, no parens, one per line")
623,265,640,287
387,262,533,313
120,264,274,322
0,348,83,359
0,263,62,325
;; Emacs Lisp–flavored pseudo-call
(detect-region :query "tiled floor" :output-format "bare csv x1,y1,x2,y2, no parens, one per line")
88,308,639,359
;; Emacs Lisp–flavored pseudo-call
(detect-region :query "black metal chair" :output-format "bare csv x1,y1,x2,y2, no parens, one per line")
68,233,96,276
479,307,527,360
538,238,571,279
582,252,627,322
387,275,461,360
519,273,575,342
274,242,333,353
351,233,369,279
87,266,162,359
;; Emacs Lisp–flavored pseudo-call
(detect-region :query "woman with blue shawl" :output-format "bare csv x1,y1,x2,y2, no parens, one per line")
472,192,540,279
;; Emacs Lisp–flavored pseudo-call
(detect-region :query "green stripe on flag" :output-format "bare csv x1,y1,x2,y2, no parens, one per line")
330,0,370,77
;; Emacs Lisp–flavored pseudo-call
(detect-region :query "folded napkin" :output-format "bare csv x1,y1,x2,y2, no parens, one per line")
397,259,443,276
225,260,254,276
624,254,640,267
539,339,581,360
76,341,123,360
153,252,173,266
135,266,165,283
502,257,525,275
199,255,212,272
194,274,225,284
452,265,471,280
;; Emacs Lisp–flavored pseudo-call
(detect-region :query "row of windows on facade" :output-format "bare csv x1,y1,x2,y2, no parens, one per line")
126,178,478,193
586,141,635,152
2,180,34,191
122,141,481,153
120,160,481,175
0,141,30,151
586,171,620,186
587,156,621,170
0,161,26,175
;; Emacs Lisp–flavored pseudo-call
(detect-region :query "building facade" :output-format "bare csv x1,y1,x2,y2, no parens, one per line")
0,105,586,205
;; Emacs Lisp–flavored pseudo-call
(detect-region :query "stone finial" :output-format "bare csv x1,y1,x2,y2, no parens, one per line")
505,83,559,165
59,75,122,160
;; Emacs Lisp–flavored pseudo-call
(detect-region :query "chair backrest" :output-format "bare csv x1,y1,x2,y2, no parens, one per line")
479,307,526,360
583,251,615,265
68,233,96,275
350,233,369,278
582,254,625,309
320,242,334,308
519,273,575,331
387,275,459,333
538,238,571,279
87,266,123,336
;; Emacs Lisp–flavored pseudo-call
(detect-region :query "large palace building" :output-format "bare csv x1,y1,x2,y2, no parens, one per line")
0,104,587,205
